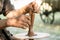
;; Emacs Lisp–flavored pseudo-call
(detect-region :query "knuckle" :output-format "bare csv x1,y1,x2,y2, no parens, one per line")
29,21,31,25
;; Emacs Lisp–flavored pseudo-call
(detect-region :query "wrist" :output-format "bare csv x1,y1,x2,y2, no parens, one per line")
7,18,17,27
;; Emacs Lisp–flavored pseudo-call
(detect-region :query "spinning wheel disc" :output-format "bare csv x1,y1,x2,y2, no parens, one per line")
13,32,50,40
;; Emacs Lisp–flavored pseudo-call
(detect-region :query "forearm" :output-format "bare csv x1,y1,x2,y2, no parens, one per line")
0,18,17,29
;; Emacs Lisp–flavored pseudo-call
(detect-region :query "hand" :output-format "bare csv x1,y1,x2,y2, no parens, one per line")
7,15,31,29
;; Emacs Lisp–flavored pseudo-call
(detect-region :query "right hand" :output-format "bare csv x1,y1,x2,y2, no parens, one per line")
7,15,31,29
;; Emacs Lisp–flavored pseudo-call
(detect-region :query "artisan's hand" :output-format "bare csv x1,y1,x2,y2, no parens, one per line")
7,15,31,29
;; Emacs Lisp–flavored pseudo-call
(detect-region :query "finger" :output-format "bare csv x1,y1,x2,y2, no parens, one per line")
20,25,28,29
17,24,27,29
18,21,29,27
25,15,31,25
20,22,29,28
21,26,27,29
22,18,31,26
18,15,31,25
25,15,31,20
25,19,31,25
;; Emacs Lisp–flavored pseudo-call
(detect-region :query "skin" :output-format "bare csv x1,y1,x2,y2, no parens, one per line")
5,1,39,29
0,0,32,29
7,15,31,29
0,0,40,40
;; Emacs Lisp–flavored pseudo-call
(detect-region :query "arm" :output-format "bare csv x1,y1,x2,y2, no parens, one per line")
0,0,15,29
0,18,17,29
0,0,31,29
